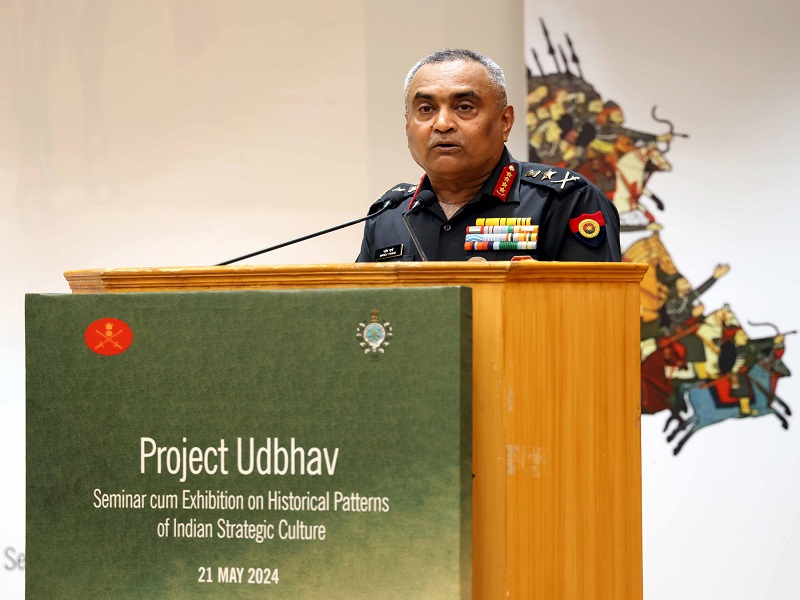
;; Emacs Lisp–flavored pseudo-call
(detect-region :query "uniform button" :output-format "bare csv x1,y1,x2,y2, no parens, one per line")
443,224,452,231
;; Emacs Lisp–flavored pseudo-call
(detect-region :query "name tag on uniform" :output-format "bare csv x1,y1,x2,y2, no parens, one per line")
375,244,403,260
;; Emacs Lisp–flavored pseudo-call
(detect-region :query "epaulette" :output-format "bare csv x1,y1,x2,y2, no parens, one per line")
367,183,419,212
518,163,588,196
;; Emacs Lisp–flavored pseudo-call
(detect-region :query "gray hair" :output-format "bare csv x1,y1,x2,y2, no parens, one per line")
404,49,507,113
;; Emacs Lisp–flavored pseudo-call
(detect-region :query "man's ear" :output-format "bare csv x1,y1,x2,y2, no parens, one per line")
501,105,515,142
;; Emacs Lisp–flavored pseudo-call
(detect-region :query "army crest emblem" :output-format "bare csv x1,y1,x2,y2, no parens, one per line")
84,317,133,356
356,309,393,354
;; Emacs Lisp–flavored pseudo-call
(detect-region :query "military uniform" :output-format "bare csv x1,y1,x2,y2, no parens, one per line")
357,148,621,262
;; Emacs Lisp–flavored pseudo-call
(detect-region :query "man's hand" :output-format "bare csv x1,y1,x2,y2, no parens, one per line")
713,263,730,279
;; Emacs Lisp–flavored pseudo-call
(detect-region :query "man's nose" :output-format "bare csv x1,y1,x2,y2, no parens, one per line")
433,108,456,132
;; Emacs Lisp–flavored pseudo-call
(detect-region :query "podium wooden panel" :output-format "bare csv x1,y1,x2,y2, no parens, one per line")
65,261,646,599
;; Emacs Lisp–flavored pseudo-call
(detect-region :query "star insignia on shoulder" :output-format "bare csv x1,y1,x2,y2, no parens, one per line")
524,169,542,178
541,169,557,180
391,186,406,192
407,185,417,193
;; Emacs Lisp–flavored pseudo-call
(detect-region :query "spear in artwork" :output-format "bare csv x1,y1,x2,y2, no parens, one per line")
559,44,573,77
530,47,545,77
565,33,584,79
540,18,560,73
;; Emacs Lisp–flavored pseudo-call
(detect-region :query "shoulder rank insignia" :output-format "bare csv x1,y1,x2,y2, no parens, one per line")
371,183,416,213
381,183,417,198
492,164,516,201
521,165,584,194
356,309,393,354
552,172,581,190
569,211,606,247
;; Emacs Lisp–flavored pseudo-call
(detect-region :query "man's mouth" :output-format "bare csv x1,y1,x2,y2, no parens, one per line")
431,142,460,150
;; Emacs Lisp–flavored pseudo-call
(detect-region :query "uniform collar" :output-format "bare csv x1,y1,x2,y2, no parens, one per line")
408,146,520,209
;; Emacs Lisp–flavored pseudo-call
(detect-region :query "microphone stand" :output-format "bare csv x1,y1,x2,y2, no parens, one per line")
402,210,429,262
402,190,435,262
215,198,400,266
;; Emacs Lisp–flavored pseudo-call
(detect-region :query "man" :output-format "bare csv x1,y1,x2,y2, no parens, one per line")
593,100,674,156
719,328,784,416
357,49,620,263
661,263,731,380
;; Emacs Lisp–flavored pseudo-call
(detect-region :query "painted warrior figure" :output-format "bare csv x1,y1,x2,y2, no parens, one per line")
660,264,731,379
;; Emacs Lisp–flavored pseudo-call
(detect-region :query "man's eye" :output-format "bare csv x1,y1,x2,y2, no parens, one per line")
456,103,474,111
418,106,433,114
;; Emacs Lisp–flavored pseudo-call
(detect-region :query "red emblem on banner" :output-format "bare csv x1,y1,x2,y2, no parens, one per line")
84,318,133,356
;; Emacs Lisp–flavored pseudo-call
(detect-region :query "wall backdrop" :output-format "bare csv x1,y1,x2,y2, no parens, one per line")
522,1,800,598
3,0,799,598
0,1,524,597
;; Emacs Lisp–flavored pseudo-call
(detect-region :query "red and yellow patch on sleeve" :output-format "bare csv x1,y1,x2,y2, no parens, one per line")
569,211,605,238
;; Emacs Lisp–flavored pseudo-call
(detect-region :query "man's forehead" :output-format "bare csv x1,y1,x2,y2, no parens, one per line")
408,60,494,99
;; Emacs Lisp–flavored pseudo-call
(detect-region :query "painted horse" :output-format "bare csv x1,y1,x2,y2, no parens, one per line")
668,344,792,455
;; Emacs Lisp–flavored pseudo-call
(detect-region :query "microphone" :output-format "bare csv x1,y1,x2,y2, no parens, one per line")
402,190,435,262
215,191,405,266
408,189,435,214
369,190,406,214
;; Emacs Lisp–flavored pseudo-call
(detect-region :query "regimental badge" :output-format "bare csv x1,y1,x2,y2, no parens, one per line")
356,309,393,354
568,211,606,246
578,218,600,238
84,317,134,356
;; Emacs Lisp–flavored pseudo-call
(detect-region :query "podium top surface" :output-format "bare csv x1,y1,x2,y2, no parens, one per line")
64,261,648,293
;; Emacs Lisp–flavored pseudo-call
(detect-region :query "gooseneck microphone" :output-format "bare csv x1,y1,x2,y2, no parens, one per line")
215,191,405,266
402,190,435,262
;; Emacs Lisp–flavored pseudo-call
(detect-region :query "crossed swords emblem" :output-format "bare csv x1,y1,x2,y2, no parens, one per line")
94,323,124,350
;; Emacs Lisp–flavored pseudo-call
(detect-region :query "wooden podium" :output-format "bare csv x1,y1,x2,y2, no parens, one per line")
65,261,646,600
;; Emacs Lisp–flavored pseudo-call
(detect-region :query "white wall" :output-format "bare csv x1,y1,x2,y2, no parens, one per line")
7,0,798,598
524,1,800,598
0,1,522,596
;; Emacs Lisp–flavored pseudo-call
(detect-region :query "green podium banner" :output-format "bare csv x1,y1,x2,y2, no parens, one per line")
26,287,472,599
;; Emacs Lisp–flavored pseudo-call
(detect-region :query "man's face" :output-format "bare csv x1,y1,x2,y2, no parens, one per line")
405,60,514,183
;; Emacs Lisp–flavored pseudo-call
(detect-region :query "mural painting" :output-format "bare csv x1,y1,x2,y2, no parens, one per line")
526,19,794,454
